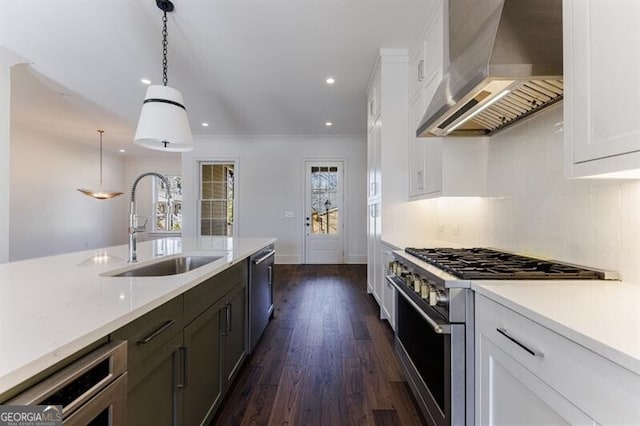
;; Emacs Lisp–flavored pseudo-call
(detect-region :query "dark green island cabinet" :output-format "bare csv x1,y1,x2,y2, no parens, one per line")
111,261,248,426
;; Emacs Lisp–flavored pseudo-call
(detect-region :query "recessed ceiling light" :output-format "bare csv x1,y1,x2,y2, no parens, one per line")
325,121,333,127
201,122,209,127
119,149,126,153
141,78,151,85
325,77,335,85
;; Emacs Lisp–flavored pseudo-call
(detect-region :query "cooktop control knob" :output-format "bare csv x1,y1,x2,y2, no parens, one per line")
420,281,430,300
429,287,438,306
412,276,422,292
433,289,449,307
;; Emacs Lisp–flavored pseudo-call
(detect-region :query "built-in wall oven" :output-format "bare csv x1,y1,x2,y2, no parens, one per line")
7,341,127,425
389,247,613,426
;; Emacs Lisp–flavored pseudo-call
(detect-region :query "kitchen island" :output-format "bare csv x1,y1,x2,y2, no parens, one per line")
0,236,275,397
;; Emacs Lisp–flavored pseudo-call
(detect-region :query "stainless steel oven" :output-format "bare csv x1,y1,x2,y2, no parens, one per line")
390,247,614,426
8,341,127,425
387,273,470,426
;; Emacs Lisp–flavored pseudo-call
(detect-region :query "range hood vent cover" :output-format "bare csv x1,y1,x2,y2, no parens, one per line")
417,0,563,137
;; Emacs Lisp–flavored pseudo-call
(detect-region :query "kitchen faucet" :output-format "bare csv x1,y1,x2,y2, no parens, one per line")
128,172,172,263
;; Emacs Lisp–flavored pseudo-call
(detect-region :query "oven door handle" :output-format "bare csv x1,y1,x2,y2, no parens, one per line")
386,275,451,334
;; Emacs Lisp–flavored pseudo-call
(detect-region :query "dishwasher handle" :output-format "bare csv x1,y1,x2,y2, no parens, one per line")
253,249,275,265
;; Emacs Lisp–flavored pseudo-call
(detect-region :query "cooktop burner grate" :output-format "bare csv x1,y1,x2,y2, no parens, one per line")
404,247,604,280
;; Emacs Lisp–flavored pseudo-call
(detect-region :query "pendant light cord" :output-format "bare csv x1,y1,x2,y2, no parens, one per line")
162,11,168,86
98,130,104,188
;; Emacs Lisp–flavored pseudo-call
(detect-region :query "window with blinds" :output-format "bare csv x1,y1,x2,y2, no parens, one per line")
200,163,235,236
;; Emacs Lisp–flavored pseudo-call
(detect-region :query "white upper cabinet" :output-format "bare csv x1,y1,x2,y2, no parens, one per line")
421,3,444,88
564,0,640,178
367,63,382,201
408,1,488,200
367,119,381,201
409,88,427,197
367,71,382,131
408,41,426,101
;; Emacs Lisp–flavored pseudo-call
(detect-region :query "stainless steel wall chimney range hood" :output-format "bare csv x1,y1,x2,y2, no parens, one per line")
417,0,563,137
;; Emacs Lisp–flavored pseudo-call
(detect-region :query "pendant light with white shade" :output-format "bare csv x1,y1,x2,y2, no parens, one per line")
134,0,194,152
77,130,124,200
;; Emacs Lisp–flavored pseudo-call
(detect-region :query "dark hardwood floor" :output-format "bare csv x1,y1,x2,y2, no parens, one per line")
213,264,426,426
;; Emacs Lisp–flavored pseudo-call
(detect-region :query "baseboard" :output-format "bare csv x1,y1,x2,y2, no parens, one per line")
274,255,302,264
345,255,367,264
275,254,366,264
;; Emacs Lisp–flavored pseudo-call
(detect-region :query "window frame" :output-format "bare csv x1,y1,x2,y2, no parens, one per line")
198,161,237,237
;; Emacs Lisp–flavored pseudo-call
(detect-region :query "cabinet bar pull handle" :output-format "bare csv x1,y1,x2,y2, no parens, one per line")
227,303,233,334
496,328,544,357
178,346,188,388
222,305,229,336
137,319,176,345
268,265,273,286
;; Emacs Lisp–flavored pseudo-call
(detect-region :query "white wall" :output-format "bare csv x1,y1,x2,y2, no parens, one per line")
412,104,640,284
0,63,11,263
9,125,127,261
182,135,367,264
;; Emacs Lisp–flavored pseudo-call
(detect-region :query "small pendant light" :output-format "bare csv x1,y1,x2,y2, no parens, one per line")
77,130,124,200
134,0,194,152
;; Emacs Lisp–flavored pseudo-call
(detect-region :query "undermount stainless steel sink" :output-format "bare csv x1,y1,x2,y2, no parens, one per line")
107,256,222,277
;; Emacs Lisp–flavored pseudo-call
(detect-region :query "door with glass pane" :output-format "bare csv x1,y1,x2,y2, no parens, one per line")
304,161,344,264
200,162,235,236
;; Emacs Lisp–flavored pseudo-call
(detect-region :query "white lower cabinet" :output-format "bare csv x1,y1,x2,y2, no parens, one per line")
475,294,640,426
477,331,594,425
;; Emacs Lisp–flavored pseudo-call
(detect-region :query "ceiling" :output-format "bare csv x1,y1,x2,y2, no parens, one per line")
1,0,430,155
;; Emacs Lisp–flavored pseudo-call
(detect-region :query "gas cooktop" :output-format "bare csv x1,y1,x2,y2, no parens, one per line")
404,247,605,280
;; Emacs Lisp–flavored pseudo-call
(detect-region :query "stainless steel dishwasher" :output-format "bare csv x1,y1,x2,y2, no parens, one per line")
7,341,127,425
249,245,275,352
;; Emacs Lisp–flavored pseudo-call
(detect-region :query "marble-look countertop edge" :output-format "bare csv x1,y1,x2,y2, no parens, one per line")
0,237,276,395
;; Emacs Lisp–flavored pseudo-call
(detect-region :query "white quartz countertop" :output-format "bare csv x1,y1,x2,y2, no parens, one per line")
473,280,640,375
0,236,276,394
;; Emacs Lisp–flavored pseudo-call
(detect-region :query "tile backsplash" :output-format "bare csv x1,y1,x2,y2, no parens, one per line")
418,105,640,284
